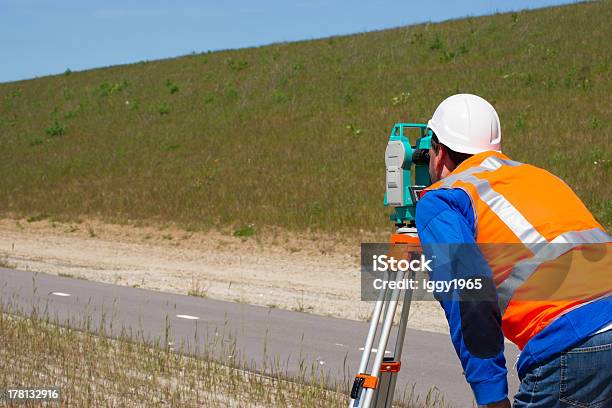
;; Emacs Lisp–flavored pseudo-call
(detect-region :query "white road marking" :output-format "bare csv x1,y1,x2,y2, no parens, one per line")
335,343,345,347
359,347,392,355
176,314,199,320
50,292,71,297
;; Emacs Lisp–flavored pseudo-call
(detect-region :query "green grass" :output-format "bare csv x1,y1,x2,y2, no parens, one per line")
0,1,610,233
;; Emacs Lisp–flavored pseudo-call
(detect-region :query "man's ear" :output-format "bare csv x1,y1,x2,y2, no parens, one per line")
436,146,448,173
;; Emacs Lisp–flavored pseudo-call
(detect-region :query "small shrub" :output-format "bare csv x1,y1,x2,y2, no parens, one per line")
27,213,47,223
158,103,170,115
429,35,444,50
225,86,239,100
46,120,65,137
164,143,181,151
203,93,215,104
62,88,72,100
165,79,179,94
311,201,323,215
98,80,128,97
272,90,288,104
28,137,43,147
64,110,77,119
515,116,526,131
227,58,249,71
127,100,139,111
590,117,600,129
440,51,456,62
511,12,519,26
233,224,255,237
409,32,424,45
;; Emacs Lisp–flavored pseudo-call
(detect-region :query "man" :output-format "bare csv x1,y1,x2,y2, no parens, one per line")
415,94,611,407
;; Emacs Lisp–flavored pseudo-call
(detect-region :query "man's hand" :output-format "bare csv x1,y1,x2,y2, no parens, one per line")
481,398,511,408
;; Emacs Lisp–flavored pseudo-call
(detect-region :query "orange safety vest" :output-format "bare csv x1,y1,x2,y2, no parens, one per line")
421,150,611,349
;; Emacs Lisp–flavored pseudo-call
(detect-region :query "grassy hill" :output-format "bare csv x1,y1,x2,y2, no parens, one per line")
0,1,610,234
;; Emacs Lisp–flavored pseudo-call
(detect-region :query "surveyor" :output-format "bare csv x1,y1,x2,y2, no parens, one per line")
415,94,611,407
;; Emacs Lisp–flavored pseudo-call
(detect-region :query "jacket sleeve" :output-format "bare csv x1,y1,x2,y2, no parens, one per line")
416,190,508,405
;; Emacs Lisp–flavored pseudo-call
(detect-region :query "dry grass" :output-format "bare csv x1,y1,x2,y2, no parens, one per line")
0,1,609,233
0,300,452,407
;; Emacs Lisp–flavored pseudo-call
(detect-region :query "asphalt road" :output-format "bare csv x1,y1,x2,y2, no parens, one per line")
0,268,520,407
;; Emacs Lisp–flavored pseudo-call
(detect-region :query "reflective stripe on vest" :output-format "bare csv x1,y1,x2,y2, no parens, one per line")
428,153,611,314
436,156,548,252
497,227,611,314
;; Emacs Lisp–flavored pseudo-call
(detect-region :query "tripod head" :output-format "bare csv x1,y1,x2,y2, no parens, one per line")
384,123,432,227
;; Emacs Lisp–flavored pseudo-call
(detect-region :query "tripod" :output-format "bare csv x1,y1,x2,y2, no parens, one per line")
349,227,419,408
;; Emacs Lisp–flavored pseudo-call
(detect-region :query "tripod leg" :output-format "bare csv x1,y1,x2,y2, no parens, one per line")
349,271,390,408
378,271,415,407
361,270,405,408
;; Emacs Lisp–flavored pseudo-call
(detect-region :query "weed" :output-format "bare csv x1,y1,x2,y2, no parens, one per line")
227,58,249,72
203,93,215,104
515,115,526,131
391,92,410,106
511,12,519,26
346,123,362,136
158,102,170,115
550,152,569,165
429,35,443,50
164,143,181,151
440,51,456,62
272,89,289,104
311,201,323,215
233,224,256,238
165,79,179,94
62,87,72,101
28,136,44,147
224,86,239,100
97,80,128,97
45,120,65,137
188,276,211,297
26,213,46,223
0,256,14,269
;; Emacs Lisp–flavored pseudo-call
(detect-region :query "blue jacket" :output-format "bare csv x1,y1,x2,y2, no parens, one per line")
415,188,611,405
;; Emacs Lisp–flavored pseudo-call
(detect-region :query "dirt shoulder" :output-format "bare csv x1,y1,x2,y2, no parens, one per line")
0,218,447,333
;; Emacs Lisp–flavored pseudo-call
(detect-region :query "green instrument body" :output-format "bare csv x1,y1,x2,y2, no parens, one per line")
383,123,432,227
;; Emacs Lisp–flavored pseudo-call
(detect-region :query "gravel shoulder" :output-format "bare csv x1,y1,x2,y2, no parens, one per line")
0,218,448,333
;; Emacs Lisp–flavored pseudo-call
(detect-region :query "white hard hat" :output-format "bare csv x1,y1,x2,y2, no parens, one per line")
427,94,502,154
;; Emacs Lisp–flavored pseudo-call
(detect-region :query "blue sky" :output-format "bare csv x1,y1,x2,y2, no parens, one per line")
0,0,577,83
